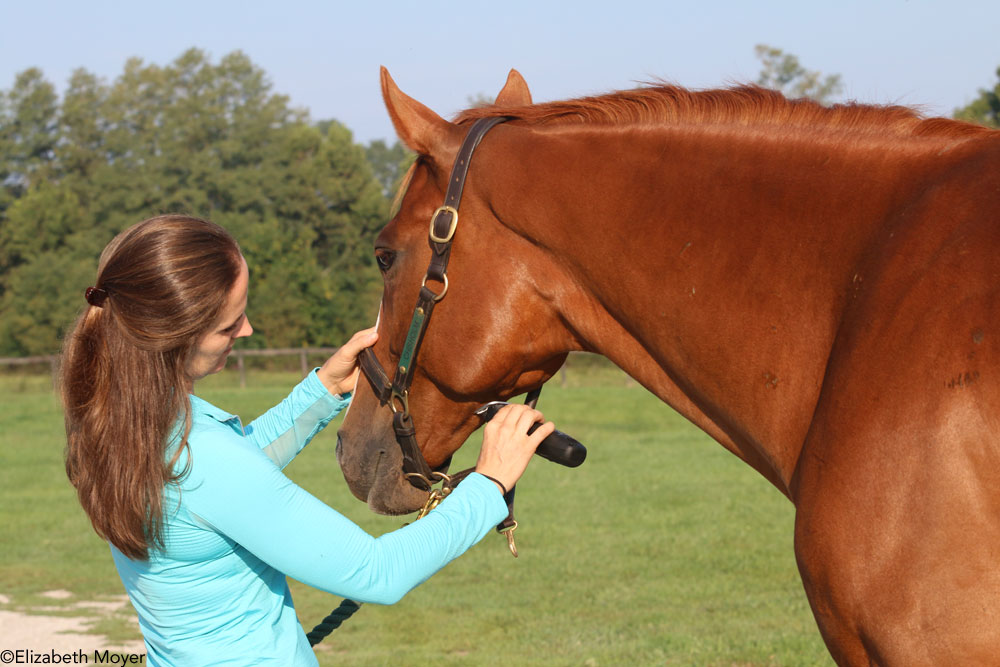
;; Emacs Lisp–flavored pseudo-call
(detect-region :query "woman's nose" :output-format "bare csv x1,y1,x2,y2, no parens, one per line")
237,317,253,338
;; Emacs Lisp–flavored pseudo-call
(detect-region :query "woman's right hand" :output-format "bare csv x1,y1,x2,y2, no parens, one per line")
316,327,378,396
474,404,555,495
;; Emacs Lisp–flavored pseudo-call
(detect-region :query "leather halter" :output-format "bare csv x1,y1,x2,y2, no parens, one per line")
357,116,510,490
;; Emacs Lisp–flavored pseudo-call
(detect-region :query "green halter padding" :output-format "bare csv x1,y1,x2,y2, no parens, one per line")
397,304,426,376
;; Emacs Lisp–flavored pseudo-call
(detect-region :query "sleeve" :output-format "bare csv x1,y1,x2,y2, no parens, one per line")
181,425,508,605
242,369,352,469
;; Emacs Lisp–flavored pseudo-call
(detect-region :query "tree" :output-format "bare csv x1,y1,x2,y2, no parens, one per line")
754,44,843,105
466,93,495,108
954,66,1000,128
0,49,388,355
0,68,59,190
363,138,413,197
0,68,61,281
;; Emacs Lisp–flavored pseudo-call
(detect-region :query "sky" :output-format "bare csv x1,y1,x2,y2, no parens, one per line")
2,0,998,145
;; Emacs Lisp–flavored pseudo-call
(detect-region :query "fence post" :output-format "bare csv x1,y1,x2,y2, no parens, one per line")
237,351,246,389
300,350,308,377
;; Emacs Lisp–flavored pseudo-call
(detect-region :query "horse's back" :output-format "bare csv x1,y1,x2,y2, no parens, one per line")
793,137,1000,665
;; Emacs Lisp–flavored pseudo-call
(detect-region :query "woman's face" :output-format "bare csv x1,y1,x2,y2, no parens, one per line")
186,255,252,385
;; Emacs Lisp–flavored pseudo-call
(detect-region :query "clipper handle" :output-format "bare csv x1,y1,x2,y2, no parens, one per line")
529,423,587,467
475,402,587,468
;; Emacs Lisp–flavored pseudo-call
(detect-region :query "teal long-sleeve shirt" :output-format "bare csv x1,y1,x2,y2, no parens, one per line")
111,370,507,666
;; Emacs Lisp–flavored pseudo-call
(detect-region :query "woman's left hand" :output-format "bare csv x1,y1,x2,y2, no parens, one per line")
317,327,378,396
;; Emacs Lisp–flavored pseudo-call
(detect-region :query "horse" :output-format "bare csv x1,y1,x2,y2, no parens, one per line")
335,67,1000,665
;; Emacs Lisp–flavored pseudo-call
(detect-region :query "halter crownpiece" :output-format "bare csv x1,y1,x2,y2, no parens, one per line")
85,286,109,308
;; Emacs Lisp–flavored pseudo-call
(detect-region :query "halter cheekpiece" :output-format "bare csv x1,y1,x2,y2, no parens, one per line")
356,116,587,558
85,286,109,308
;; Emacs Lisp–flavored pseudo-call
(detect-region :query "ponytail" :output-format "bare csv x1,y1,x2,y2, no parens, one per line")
62,215,242,560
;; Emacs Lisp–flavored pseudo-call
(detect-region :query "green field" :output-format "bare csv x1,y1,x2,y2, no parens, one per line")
0,360,832,665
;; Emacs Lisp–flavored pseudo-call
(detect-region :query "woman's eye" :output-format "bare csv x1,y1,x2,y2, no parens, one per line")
375,249,395,272
221,314,244,335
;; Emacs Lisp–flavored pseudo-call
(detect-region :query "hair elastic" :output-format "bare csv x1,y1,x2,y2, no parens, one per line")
477,473,508,497
84,286,109,308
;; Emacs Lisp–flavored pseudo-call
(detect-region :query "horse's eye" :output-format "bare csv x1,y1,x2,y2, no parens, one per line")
374,249,395,272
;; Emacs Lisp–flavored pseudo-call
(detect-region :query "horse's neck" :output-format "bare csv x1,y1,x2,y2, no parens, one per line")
493,125,947,496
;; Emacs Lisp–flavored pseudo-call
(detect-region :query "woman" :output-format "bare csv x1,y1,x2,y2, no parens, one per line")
62,214,553,666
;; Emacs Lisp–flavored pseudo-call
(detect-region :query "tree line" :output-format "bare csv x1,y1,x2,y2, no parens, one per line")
1,48,997,357
0,48,411,356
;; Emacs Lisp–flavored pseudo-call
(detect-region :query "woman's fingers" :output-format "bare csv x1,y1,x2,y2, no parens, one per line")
527,419,556,446
477,403,553,493
340,327,378,360
317,327,378,395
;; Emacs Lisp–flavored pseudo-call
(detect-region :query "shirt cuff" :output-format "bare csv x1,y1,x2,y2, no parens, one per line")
307,368,352,407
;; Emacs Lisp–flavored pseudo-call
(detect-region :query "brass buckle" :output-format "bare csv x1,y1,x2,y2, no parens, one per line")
429,206,459,244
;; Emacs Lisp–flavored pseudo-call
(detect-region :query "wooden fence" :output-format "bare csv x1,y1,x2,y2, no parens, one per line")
230,347,337,388
0,354,60,376
0,348,338,389
0,350,614,390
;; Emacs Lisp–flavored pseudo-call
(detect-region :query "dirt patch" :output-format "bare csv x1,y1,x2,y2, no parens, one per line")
0,591,145,656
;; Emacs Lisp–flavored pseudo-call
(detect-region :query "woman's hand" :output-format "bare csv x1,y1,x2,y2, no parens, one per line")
317,327,378,396
475,404,555,495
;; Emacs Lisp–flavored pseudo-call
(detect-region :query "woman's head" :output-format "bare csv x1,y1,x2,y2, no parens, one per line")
63,214,248,560
88,214,248,379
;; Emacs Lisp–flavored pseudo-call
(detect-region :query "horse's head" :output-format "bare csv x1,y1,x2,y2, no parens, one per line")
336,68,572,514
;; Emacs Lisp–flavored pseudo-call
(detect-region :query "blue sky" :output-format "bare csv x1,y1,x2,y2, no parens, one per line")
2,0,998,144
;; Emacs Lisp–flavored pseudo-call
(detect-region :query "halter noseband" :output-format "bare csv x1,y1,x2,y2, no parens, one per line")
357,116,511,490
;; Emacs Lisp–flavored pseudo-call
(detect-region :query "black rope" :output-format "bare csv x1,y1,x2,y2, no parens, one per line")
307,598,362,647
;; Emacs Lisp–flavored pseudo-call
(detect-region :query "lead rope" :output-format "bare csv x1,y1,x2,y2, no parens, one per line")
307,598,362,647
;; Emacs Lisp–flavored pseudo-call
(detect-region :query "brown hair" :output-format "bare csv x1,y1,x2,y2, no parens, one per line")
62,214,243,560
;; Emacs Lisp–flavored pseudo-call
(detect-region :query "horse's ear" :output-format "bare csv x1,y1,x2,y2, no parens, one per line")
495,69,532,106
381,67,451,156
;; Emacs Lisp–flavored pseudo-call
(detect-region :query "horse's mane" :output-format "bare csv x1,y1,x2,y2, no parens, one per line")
455,83,992,140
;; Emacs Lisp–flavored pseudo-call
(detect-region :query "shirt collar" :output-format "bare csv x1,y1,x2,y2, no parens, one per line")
189,394,242,429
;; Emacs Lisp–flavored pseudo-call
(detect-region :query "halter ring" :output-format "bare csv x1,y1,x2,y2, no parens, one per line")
420,273,449,301
389,389,409,415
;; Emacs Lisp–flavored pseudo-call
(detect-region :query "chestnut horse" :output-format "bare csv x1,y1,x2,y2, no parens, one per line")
336,67,1000,665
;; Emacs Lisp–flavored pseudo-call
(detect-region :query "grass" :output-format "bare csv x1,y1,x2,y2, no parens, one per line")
0,359,832,665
